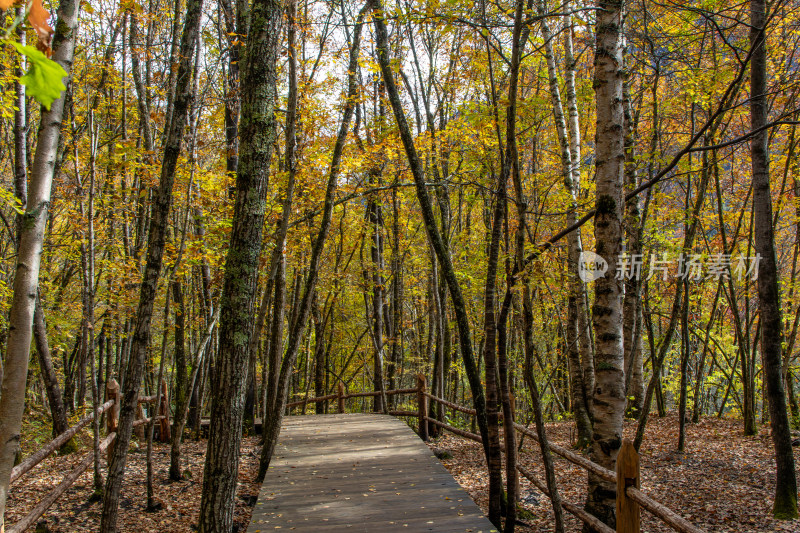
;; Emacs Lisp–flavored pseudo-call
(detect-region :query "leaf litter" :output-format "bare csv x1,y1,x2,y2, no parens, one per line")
6,436,262,532
427,413,800,532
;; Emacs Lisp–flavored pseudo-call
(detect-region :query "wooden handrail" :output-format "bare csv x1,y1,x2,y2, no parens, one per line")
286,386,419,410
7,433,116,533
12,379,174,532
512,422,615,483
626,487,704,533
287,393,338,408
386,387,419,396
424,416,481,443
132,415,166,428
11,399,115,484
424,392,477,415
344,391,383,399
387,410,417,417
517,462,614,533
277,386,707,533
422,393,706,533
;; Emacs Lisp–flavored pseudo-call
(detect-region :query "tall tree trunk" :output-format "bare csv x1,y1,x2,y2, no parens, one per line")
13,4,27,249
197,0,281,526
563,5,595,403
585,0,626,527
369,0,492,487
750,0,798,518
369,193,389,413
537,0,592,447
512,73,566,533
259,0,299,426
678,279,690,452
169,277,187,481
34,294,71,444
313,298,327,413
257,7,365,480
622,81,644,418
100,0,202,527
480,171,505,527
0,0,80,525
84,117,102,494
387,187,403,406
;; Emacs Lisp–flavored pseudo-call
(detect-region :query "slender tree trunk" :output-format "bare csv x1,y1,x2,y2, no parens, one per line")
480,169,505,526
750,0,798,518
563,6,595,403
197,0,280,526
538,0,592,447
622,81,644,418
634,283,683,451
585,0,626,527
370,0,492,485
257,8,365,480
13,5,27,249
678,279,690,452
100,0,202,527
147,294,170,511
511,68,566,533
169,278,187,481
0,0,80,524
34,294,71,442
369,194,389,414
85,116,102,494
692,280,723,422
313,298,327,413
387,187,403,406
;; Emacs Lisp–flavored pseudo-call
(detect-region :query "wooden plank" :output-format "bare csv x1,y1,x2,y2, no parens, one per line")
248,414,498,533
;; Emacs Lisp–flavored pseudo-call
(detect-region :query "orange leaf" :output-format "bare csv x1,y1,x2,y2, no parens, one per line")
27,0,54,52
0,0,19,10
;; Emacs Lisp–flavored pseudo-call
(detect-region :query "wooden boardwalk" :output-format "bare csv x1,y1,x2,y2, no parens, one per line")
248,414,498,532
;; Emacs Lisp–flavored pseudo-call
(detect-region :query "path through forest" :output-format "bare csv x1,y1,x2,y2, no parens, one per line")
248,414,497,532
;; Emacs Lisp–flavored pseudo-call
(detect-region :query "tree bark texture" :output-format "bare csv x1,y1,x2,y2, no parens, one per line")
585,0,626,528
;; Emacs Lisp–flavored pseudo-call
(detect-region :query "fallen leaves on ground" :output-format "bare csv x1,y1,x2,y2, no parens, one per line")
6,436,262,532
428,412,800,532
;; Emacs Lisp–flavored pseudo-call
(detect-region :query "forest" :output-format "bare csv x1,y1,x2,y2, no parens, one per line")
0,0,799,530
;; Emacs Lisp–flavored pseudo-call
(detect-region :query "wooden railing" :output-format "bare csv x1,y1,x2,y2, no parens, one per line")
287,374,705,533
12,375,705,533
285,382,418,415
7,379,169,533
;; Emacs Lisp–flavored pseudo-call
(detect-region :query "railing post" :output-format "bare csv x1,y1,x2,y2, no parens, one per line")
159,379,171,443
337,382,345,413
416,374,428,441
135,396,146,440
616,439,640,533
105,379,120,462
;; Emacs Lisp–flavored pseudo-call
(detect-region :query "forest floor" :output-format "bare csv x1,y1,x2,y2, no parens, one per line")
6,430,261,532
429,411,800,532
11,411,800,532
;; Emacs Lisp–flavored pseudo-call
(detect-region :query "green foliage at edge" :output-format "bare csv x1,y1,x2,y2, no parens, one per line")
6,40,67,110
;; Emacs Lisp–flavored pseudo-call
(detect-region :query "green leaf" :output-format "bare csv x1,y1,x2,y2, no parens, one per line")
0,188,24,215
6,40,68,110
